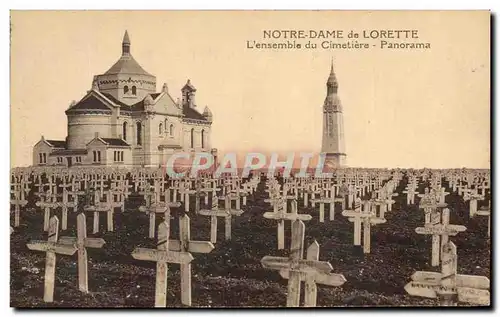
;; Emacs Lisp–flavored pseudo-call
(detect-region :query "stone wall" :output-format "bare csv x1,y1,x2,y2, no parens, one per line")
67,114,113,149
97,73,156,106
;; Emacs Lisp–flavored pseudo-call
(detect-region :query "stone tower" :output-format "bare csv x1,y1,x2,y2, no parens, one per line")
321,60,347,167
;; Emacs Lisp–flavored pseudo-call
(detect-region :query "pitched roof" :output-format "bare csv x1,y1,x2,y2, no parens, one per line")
68,90,210,123
66,94,112,112
101,138,130,147
128,93,162,111
101,93,128,107
150,93,162,101
46,140,66,148
183,106,208,121
101,93,162,112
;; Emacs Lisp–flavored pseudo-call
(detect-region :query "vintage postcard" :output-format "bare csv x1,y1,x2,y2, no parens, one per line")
10,10,490,308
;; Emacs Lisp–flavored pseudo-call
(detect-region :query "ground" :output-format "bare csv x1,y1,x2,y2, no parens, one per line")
10,177,491,307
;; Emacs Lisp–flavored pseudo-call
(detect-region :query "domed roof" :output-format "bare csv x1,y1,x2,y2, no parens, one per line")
105,54,153,76
104,31,154,77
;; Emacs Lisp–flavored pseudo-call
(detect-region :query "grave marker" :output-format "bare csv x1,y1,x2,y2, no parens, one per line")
168,215,215,306
139,201,182,238
261,220,346,307
198,195,244,243
342,199,386,253
10,190,28,227
26,216,77,302
405,242,490,306
263,198,312,249
415,208,466,266
35,191,63,231
59,213,106,293
131,221,195,307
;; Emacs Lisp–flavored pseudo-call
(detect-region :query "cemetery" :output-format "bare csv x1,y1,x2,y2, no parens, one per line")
9,11,491,309
9,166,491,307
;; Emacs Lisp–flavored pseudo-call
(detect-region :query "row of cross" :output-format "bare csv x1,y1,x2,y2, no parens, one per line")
20,173,263,306
11,167,491,307
258,170,490,307
10,171,261,235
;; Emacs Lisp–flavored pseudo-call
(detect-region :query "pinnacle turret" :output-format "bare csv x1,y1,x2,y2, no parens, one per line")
122,30,131,55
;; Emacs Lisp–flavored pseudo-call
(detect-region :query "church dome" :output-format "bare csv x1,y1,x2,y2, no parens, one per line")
104,31,153,77
105,54,153,76
94,31,157,106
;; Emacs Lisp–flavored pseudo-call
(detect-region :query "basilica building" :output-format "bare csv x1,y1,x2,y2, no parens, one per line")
33,31,216,168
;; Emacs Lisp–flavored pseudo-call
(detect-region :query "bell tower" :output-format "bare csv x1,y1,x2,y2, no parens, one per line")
321,60,347,167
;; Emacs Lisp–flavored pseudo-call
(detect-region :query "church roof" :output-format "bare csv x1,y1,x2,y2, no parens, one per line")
128,93,162,111
101,138,130,147
66,94,112,112
68,89,209,122
46,140,66,148
101,93,127,107
87,137,130,148
104,31,154,77
183,106,208,121
105,54,153,77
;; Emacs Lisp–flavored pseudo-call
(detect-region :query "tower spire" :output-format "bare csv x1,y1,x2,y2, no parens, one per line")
122,30,131,55
327,57,338,88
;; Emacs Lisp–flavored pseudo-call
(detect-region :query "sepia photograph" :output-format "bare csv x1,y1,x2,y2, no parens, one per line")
9,10,491,308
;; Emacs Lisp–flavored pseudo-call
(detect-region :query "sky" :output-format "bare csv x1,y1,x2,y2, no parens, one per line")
10,10,490,168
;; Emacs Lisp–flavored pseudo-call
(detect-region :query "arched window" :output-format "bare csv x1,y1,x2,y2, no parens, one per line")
124,85,129,94
201,130,205,148
132,86,137,95
169,124,174,136
122,122,128,140
159,122,163,135
136,122,142,145
190,128,194,148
